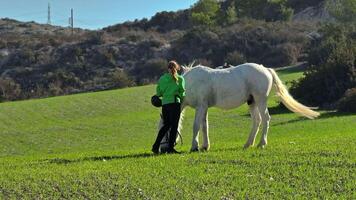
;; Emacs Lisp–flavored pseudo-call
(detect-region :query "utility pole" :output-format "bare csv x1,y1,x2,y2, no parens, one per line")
47,2,51,25
68,8,74,34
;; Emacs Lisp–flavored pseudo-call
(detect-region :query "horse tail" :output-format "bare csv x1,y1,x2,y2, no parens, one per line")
267,68,320,119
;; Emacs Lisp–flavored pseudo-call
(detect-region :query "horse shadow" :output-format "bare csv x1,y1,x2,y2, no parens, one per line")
268,104,294,115
241,104,291,117
269,106,355,126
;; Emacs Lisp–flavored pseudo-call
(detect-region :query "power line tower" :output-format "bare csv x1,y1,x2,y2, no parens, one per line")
47,2,51,25
68,8,74,34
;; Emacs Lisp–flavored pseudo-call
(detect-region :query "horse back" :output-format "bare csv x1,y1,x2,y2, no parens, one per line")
183,64,272,109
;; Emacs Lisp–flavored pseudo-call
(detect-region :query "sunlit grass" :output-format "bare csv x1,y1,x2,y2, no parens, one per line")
0,68,355,199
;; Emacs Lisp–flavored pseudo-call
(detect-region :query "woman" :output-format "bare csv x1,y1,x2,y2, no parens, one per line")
152,60,185,154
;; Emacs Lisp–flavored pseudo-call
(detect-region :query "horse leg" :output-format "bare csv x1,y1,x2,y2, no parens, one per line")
244,104,261,149
191,106,204,152
257,100,271,148
201,109,210,151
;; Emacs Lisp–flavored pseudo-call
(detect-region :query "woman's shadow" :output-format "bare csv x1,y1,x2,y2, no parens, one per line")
43,152,155,165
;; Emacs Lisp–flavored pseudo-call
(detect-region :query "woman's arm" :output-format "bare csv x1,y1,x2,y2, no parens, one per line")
178,77,186,99
156,81,163,97
156,76,165,97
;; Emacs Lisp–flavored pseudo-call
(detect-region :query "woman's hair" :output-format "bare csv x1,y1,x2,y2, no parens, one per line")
168,60,180,82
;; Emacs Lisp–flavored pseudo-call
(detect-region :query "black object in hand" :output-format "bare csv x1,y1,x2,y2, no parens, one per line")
151,95,162,107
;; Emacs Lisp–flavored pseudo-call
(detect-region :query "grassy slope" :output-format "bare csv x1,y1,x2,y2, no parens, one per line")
0,68,355,199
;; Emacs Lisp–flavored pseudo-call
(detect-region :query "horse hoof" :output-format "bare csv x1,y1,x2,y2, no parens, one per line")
190,148,199,152
243,144,251,149
257,143,266,149
200,146,210,151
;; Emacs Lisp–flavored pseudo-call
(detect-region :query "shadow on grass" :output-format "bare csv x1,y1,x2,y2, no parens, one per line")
43,148,243,165
241,104,295,117
271,107,355,126
275,62,307,73
268,105,294,115
42,152,155,165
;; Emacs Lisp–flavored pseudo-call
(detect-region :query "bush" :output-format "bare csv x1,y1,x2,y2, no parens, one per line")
0,39,7,49
337,88,356,113
191,0,220,26
111,68,135,88
263,43,301,67
58,46,83,65
224,3,238,25
326,0,356,23
132,58,168,84
84,32,112,45
233,0,294,21
46,70,82,89
147,10,192,32
195,58,213,67
290,24,356,107
286,0,324,12
92,49,115,67
0,77,22,101
262,2,294,22
171,29,222,66
7,48,36,66
225,51,246,65
48,81,63,96
223,24,305,66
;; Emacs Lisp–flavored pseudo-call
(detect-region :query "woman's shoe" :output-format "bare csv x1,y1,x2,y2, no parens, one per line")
151,146,160,154
167,148,181,154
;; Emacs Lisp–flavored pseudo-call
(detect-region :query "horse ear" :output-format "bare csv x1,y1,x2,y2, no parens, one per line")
180,65,188,74
189,60,196,68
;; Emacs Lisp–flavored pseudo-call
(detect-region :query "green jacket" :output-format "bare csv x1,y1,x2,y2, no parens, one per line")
156,73,185,105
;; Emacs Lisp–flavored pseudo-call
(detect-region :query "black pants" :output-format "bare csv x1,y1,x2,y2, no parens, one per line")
153,103,181,150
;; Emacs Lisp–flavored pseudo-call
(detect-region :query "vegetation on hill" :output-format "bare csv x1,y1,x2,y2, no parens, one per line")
290,24,355,111
0,0,354,106
326,0,356,23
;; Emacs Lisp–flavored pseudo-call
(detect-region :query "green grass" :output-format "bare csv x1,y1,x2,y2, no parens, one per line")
0,68,355,199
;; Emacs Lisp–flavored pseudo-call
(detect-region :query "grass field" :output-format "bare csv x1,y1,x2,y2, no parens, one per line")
0,68,355,199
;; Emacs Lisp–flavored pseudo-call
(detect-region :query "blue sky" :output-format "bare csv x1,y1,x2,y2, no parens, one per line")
0,0,198,30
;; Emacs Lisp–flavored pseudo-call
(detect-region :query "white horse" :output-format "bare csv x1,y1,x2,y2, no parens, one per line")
159,63,319,152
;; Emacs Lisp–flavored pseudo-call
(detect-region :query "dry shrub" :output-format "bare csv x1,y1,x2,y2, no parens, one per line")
225,51,246,65
111,68,135,88
0,77,22,101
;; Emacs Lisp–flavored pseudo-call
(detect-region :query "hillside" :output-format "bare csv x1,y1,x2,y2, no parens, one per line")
0,68,355,198
0,0,346,102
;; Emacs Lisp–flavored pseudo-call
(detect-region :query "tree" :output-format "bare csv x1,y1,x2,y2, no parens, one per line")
226,3,238,25
191,0,220,26
232,0,293,21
